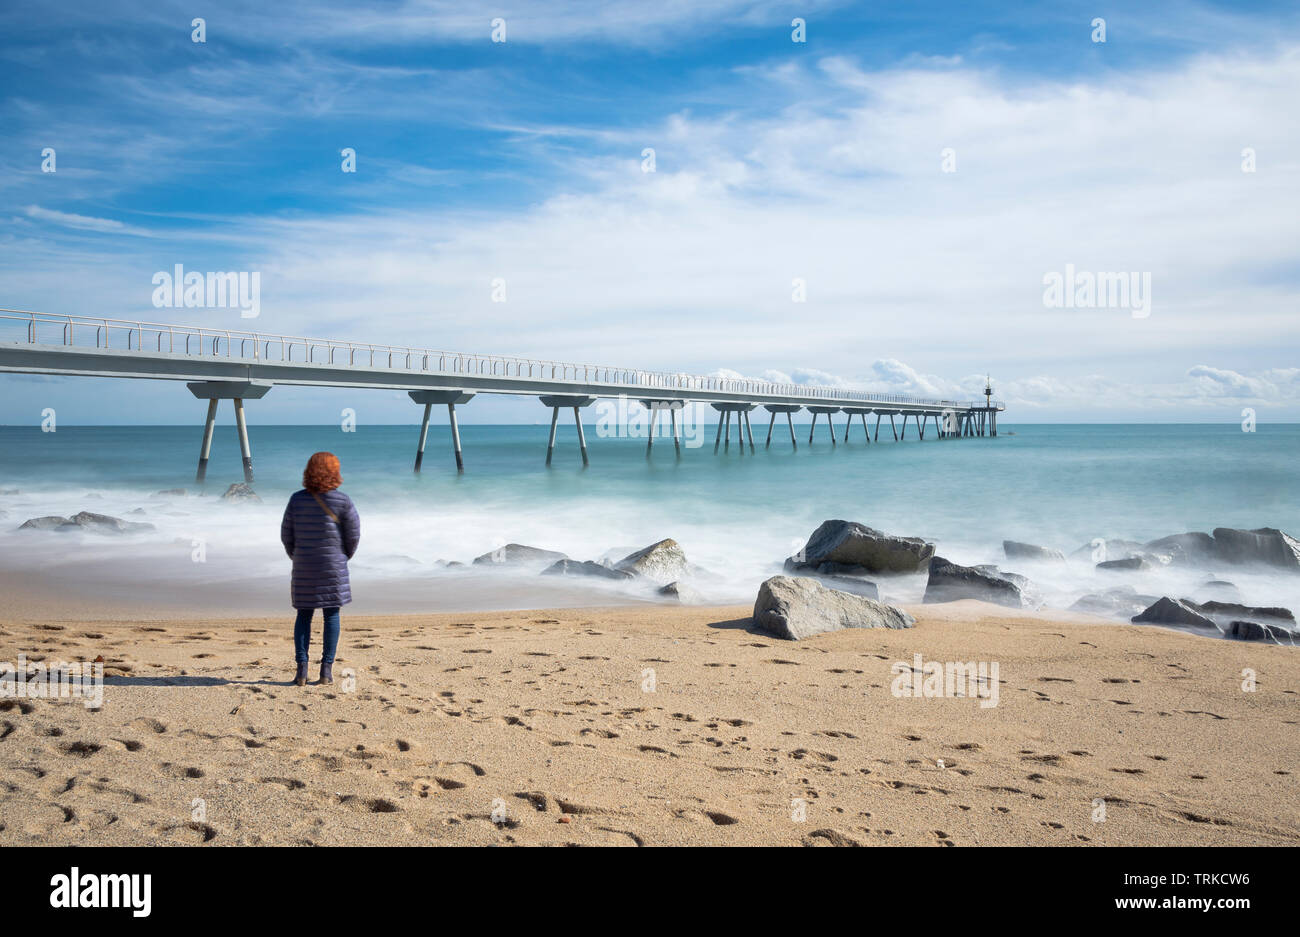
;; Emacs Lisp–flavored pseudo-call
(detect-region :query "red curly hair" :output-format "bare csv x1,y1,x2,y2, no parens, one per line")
303,452,342,493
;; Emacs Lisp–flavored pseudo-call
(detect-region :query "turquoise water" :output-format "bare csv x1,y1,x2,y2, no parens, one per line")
0,422,1296,616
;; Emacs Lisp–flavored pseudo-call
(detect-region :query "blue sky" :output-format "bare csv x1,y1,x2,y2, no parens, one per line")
2,0,1298,424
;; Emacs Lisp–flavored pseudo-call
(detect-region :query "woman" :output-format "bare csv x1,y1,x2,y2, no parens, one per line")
280,452,360,686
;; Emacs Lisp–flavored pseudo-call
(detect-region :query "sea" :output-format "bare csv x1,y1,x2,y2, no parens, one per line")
0,422,1296,626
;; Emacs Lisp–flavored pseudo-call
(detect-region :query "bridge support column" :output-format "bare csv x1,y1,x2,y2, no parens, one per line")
546,406,559,465
414,403,432,472
991,411,997,436
762,404,801,448
875,413,882,441
765,412,776,447
788,413,797,447
196,399,218,483
808,407,839,445
711,403,757,454
540,395,597,466
409,391,475,473
640,400,684,458
918,414,926,441
187,381,272,486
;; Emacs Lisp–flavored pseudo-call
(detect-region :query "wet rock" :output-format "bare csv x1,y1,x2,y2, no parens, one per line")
1003,540,1065,562
753,575,914,641
1069,586,1160,620
614,539,689,584
923,557,1037,609
1211,527,1300,570
1197,579,1242,602
473,543,568,567
658,581,705,604
18,515,74,531
1196,600,1294,626
1097,556,1151,572
1143,532,1217,566
792,520,934,574
542,559,634,580
1131,597,1217,630
69,511,155,534
152,488,188,498
1227,620,1298,645
221,483,262,504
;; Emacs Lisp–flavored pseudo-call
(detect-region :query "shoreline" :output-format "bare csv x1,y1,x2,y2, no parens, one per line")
2,600,1296,846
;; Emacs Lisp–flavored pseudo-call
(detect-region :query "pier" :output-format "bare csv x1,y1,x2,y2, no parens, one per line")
0,309,1005,479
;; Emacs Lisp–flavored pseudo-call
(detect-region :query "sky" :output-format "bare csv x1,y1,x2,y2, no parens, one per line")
1,0,1298,425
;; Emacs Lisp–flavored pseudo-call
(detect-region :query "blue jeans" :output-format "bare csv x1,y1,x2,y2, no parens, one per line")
294,607,340,664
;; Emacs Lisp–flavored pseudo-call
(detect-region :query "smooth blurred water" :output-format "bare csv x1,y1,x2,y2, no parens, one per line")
0,422,1296,616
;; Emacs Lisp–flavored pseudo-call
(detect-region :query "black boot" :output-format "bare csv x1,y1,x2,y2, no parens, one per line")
293,662,309,687
318,661,334,686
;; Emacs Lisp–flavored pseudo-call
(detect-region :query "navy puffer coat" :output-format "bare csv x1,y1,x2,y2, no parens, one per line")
280,489,361,609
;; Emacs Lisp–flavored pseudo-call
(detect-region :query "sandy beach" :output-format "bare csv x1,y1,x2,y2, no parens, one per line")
1,598,1296,846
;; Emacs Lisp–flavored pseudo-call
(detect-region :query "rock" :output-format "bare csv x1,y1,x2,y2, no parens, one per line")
614,539,689,584
815,561,873,576
1197,579,1241,602
1227,620,1297,645
0,488,20,495
1069,539,1144,563
152,488,187,498
752,575,914,641
1211,527,1300,570
1131,597,1217,630
1143,532,1217,566
1097,556,1151,571
923,556,1036,609
1003,540,1065,562
542,559,633,580
1196,601,1294,626
69,511,155,534
472,543,568,567
221,483,262,503
794,520,934,574
19,515,73,531
1069,587,1160,620
658,581,705,604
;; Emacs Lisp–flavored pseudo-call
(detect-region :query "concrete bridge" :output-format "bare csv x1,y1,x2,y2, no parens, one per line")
0,309,1005,481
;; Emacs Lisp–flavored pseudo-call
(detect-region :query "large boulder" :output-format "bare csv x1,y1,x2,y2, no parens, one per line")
615,539,689,584
1211,528,1300,570
1143,532,1217,566
541,559,632,580
1097,556,1151,572
923,557,1037,609
658,581,705,604
69,511,154,534
1227,620,1298,645
793,520,934,574
753,576,914,641
1196,600,1294,626
474,543,568,567
221,483,262,504
1131,597,1217,630
1069,586,1160,620
1003,540,1064,562
19,515,73,531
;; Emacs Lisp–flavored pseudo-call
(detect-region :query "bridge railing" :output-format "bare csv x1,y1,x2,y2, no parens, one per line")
0,308,1003,410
